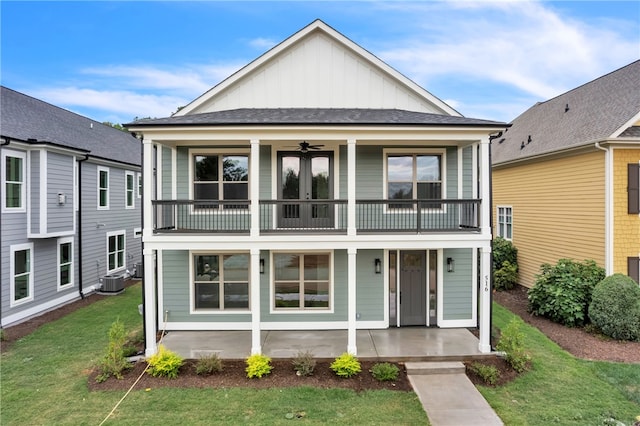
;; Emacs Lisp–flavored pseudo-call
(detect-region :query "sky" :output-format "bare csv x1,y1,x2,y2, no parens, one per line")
1,1,638,125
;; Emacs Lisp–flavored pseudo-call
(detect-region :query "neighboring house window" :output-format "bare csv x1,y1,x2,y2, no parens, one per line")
58,237,73,289
10,243,33,305
98,166,109,209
628,257,639,284
497,206,513,239
193,253,249,310
386,153,442,208
137,173,142,198
106,231,125,273
273,252,331,310
629,163,639,214
125,171,135,208
193,153,249,208
2,150,26,212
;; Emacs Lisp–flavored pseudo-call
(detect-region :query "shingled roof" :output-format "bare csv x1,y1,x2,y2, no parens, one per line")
127,108,506,128
1,86,140,166
492,60,640,166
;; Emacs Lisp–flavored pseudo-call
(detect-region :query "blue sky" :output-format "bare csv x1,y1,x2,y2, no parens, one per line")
2,1,638,124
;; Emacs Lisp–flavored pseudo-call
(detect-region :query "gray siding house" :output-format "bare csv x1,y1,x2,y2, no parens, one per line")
127,20,506,357
1,86,142,327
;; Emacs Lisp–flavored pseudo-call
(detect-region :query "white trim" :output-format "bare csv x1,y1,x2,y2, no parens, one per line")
611,111,640,138
106,230,126,274
57,236,74,291
171,147,177,200
472,143,478,199
136,172,142,199
1,148,27,213
125,170,135,209
10,243,34,307
162,320,388,331
134,227,142,238
1,289,79,328
97,165,109,210
438,319,477,328
437,249,444,326
457,146,463,199
39,150,48,234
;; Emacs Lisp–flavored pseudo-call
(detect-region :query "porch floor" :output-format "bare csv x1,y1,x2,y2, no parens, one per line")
160,328,489,361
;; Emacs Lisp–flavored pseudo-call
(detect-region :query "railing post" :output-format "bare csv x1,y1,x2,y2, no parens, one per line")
347,139,356,236
250,139,260,237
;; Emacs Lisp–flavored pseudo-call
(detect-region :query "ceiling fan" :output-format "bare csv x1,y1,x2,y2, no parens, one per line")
286,141,324,153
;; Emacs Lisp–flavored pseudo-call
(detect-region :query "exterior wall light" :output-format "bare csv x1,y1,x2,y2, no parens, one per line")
447,257,455,273
374,258,382,274
259,259,265,274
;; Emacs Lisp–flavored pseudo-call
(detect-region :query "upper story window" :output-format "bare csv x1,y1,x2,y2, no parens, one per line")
386,151,443,209
97,166,109,210
2,150,26,212
193,153,248,209
125,171,135,209
629,163,639,215
106,230,125,273
10,243,33,306
58,237,73,290
497,206,513,240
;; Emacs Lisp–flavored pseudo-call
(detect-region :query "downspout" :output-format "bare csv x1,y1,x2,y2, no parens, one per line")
595,142,612,275
132,132,148,354
77,154,90,298
0,137,11,328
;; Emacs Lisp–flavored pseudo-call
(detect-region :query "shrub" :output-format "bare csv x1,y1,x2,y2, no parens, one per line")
370,362,399,382
95,319,132,383
496,318,531,373
292,351,316,377
330,352,361,378
245,353,272,378
528,259,605,327
493,237,518,271
195,353,224,375
494,260,518,291
588,274,640,341
146,345,184,379
469,362,500,386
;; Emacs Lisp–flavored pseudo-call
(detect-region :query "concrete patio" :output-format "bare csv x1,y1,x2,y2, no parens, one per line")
160,327,491,361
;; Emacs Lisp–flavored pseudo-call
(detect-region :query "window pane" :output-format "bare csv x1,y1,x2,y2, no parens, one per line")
417,182,441,199
304,255,329,280
223,183,248,200
6,156,23,181
100,189,107,206
387,156,412,181
117,234,125,249
14,249,29,275
417,155,440,181
108,236,116,252
108,253,116,270
223,254,249,281
275,282,300,308
117,251,124,268
60,264,71,285
60,242,71,263
195,283,219,309
15,275,29,300
304,282,329,308
99,170,108,188
194,183,218,200
311,156,330,199
282,156,300,200
223,156,248,182
194,155,218,181
127,174,134,190
224,283,249,308
388,182,412,200
6,183,22,207
274,254,299,280
195,255,218,281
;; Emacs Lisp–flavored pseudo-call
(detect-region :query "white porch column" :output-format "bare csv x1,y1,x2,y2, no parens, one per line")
142,138,154,238
347,247,357,354
250,139,260,237
479,136,491,236
143,248,158,356
478,246,492,353
347,139,356,236
250,248,262,354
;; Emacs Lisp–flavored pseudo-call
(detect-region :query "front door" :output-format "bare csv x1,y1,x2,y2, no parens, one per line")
278,152,333,228
400,251,426,326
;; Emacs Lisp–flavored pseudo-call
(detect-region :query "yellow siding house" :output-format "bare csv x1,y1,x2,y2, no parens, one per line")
492,61,640,287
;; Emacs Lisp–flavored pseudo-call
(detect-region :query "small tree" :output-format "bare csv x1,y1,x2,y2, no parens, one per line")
96,319,132,382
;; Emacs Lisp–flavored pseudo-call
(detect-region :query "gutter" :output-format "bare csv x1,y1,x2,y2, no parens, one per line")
0,137,10,328
77,154,90,298
595,142,613,275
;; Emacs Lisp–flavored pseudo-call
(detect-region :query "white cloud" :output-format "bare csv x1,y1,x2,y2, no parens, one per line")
248,37,278,50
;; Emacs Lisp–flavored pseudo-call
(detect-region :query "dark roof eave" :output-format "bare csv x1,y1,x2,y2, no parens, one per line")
126,121,507,129
1,135,91,153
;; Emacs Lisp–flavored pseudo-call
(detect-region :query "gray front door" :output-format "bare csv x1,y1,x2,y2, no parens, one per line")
400,251,426,326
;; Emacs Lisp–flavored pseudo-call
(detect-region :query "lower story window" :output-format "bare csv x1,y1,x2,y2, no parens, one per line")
11,243,33,304
194,254,249,310
497,206,513,239
273,253,330,310
58,237,73,289
107,231,125,273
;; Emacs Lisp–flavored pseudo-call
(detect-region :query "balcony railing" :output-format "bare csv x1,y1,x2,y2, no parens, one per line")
151,199,480,234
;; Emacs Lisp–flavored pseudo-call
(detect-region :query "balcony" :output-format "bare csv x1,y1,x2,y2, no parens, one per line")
151,199,481,235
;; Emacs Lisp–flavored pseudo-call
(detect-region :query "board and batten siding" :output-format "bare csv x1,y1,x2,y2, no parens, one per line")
613,148,640,275
492,150,605,287
442,248,474,321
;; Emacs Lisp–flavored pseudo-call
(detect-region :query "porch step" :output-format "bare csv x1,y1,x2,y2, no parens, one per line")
405,361,465,375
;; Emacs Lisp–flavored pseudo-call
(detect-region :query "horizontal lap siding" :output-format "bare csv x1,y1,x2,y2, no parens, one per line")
356,250,384,321
443,248,473,320
493,151,605,287
613,148,640,274
46,152,74,233
356,146,383,199
1,209,28,322
463,146,473,198
162,147,172,199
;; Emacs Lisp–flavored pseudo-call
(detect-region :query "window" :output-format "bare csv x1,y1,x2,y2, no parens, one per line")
125,171,135,208
386,153,442,208
193,153,248,208
273,253,330,310
107,231,125,273
497,206,513,239
10,243,33,305
2,150,26,212
137,173,142,198
58,237,73,289
98,166,109,209
629,163,639,214
193,253,249,310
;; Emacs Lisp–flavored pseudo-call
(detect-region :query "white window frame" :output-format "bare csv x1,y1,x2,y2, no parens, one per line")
136,172,142,199
97,166,109,210
106,230,126,274
2,149,27,213
57,236,74,290
497,206,513,240
189,251,251,313
125,171,135,209
270,251,334,313
10,243,34,306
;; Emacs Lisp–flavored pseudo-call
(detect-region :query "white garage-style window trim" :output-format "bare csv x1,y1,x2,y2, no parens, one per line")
125,171,135,209
497,206,513,240
190,252,250,312
2,149,27,213
57,236,74,290
10,242,34,306
97,166,109,210
106,230,126,274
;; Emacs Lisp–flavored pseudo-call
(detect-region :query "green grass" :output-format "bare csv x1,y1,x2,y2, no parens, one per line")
0,283,427,425
481,304,640,425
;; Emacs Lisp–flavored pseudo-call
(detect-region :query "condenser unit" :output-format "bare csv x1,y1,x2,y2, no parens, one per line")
100,274,125,293
133,262,144,278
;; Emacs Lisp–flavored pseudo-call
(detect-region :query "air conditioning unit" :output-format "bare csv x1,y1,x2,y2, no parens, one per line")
133,262,144,278
100,274,125,293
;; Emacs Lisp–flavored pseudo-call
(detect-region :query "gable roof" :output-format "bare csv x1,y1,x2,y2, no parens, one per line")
175,19,461,117
492,60,640,166
1,86,141,166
